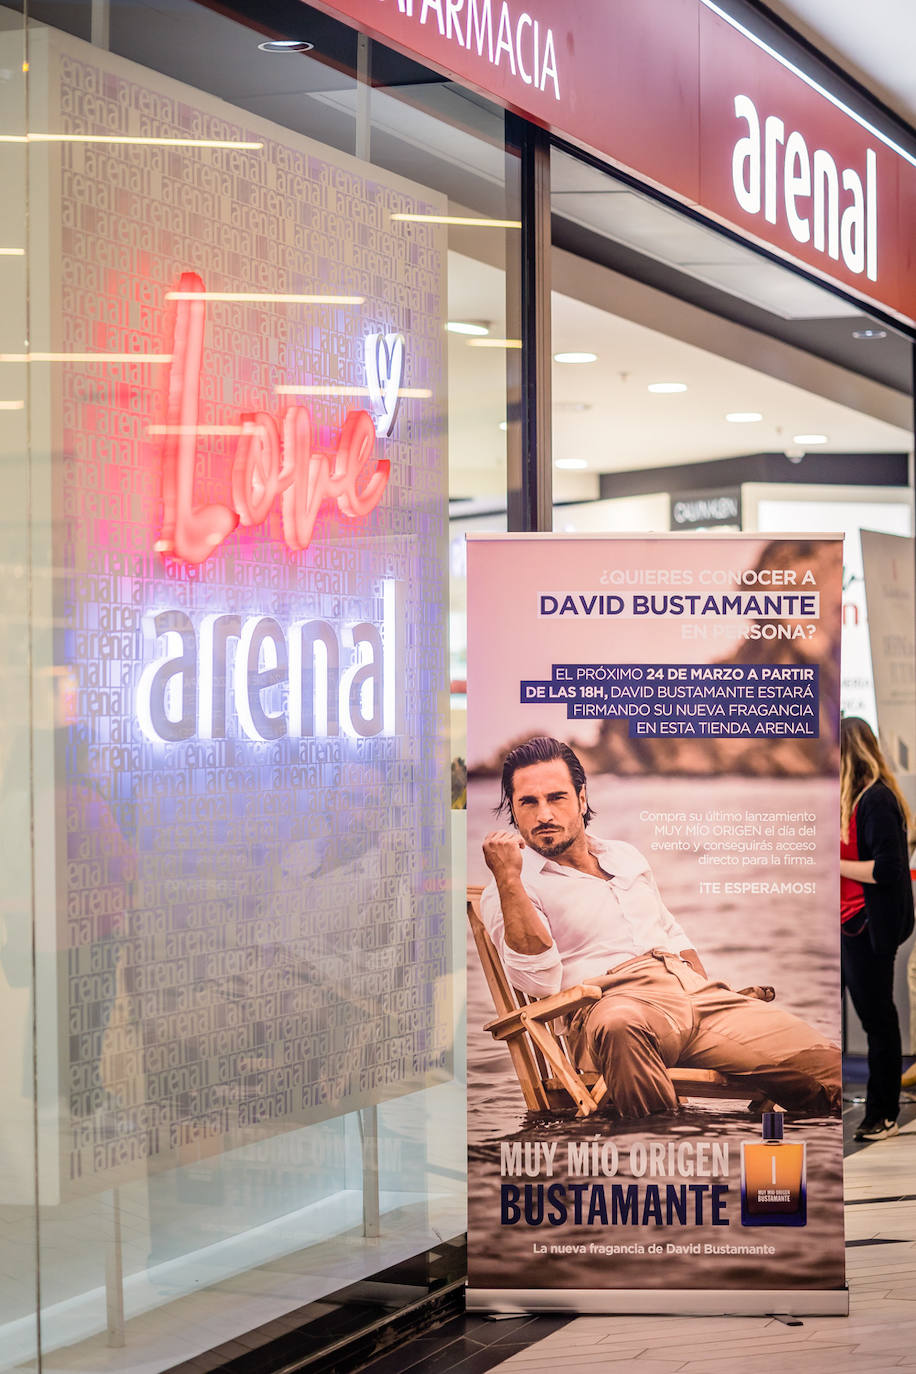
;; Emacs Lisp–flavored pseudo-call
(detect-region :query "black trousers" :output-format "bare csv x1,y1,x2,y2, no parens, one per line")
842,924,902,1123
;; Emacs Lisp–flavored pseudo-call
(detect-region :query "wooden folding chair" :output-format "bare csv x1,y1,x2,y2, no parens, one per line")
467,885,767,1118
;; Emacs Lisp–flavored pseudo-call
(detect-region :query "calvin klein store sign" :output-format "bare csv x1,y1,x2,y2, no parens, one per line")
670,489,742,532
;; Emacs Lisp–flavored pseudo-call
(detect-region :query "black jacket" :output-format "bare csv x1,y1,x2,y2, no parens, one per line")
854,780,915,958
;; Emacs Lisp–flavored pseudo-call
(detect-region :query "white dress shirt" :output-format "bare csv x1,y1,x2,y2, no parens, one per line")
480,835,692,998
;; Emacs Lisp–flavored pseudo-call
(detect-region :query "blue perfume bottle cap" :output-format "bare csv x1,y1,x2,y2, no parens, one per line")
762,1111,784,1140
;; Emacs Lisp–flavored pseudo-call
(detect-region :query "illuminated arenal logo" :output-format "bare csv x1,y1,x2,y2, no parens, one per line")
155,273,403,565
731,95,877,282
136,584,396,744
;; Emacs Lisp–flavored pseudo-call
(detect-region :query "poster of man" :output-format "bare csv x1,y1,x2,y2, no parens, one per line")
465,533,846,1313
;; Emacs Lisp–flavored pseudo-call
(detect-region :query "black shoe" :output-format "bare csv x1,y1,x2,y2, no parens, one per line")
854,1117,899,1141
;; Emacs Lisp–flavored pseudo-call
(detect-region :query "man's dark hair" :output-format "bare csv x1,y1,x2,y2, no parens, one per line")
496,736,594,826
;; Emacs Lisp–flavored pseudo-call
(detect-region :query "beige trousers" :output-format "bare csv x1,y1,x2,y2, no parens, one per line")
567,951,841,1119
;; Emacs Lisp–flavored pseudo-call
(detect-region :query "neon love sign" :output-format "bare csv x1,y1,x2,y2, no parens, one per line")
155,272,392,565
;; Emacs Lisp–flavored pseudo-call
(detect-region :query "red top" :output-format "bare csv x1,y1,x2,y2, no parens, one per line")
841,807,866,926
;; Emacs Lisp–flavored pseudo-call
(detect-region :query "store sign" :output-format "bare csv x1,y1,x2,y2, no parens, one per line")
316,0,916,323
670,488,741,531
137,585,395,743
157,273,395,565
385,0,560,98
731,96,877,280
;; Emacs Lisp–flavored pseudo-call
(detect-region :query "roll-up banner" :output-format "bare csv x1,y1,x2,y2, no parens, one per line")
466,533,847,1315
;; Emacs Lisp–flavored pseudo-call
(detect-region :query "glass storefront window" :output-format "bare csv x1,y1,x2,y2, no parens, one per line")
0,8,37,1372
548,145,914,730
0,5,514,1368
4,6,912,1368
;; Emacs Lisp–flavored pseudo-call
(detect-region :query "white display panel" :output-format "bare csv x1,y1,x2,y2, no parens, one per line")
753,494,912,726
10,26,452,1204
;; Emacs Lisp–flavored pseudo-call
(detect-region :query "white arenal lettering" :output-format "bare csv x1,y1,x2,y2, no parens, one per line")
841,166,865,272
764,115,784,224
783,130,810,243
137,583,396,744
732,95,760,214
389,0,559,98
731,94,877,282
813,148,839,257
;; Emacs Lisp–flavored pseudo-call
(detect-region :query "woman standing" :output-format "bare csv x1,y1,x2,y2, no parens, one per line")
840,716,915,1141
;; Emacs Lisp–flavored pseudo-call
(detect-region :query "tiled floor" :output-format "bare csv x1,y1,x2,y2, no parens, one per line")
351,1082,916,1374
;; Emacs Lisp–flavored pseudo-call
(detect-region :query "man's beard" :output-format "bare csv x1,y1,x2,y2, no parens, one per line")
528,829,576,859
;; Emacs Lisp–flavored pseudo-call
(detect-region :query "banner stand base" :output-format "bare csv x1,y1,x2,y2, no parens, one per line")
466,1287,849,1317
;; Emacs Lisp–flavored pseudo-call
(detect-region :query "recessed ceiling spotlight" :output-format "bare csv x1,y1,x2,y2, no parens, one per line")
793,433,828,445
498,420,508,431
785,447,805,463
852,328,887,340
647,382,687,393
554,352,597,364
556,457,588,469
258,38,314,52
446,321,489,336
725,412,763,423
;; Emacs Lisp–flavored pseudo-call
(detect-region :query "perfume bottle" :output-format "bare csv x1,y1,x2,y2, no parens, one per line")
740,1110,806,1226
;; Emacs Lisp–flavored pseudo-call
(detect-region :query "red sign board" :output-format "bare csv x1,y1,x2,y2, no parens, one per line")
310,0,916,326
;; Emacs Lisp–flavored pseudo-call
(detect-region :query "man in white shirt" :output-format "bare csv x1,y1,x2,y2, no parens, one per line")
481,736,841,1118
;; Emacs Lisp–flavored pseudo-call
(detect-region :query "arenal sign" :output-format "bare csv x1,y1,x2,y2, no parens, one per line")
310,0,916,326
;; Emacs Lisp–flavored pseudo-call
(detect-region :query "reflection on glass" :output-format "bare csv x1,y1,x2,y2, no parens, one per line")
0,3,498,1369
0,11,37,1369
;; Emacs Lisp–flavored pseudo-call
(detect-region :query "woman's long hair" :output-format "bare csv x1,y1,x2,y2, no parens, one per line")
840,715,912,842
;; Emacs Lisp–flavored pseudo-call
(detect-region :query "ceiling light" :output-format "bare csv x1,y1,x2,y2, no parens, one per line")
446,321,489,336
554,352,597,364
725,412,762,423
498,421,508,431
257,39,314,52
0,134,263,148
0,351,171,363
165,291,363,304
556,457,588,470
647,382,687,393
0,400,24,410
0,248,24,256
275,384,431,398
792,433,828,445
467,338,522,349
852,328,887,340
149,424,251,436
390,213,521,228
